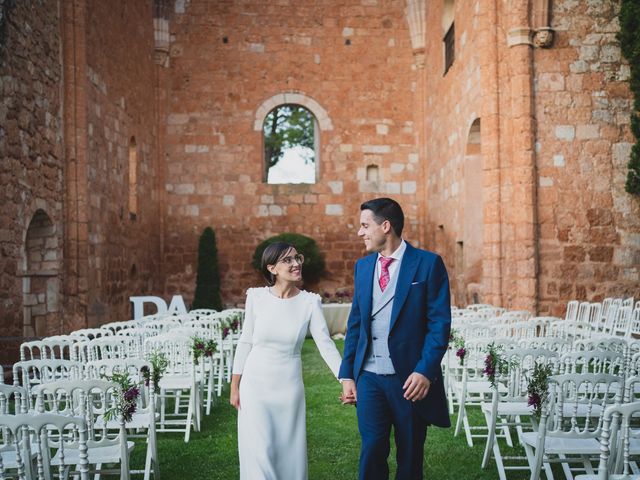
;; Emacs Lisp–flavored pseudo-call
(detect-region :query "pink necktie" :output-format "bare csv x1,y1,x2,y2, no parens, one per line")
379,257,394,292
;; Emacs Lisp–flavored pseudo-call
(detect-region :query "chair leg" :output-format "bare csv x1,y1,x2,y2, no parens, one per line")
454,399,465,437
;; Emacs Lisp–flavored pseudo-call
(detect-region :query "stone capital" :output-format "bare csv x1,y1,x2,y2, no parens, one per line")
507,27,532,48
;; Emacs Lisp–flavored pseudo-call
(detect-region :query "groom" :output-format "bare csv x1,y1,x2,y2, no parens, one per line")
339,197,451,480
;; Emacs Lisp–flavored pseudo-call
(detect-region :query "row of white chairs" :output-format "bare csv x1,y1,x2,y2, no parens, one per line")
446,297,640,480
3,307,244,479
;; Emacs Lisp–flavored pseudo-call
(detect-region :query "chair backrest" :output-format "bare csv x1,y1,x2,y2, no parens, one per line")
592,400,640,478
85,337,138,361
144,335,193,376
622,297,635,309
586,302,603,331
0,384,28,414
0,412,90,480
573,337,628,355
70,328,112,341
143,319,181,333
542,373,623,439
610,306,634,338
19,340,48,361
100,320,136,334
519,336,572,354
564,300,579,322
627,307,640,338
12,360,83,397
559,351,625,376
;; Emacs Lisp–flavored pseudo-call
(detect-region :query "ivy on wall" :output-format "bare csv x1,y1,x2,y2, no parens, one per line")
618,0,640,195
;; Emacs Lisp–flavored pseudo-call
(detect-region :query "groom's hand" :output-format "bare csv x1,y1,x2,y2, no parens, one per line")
340,379,357,405
403,372,431,402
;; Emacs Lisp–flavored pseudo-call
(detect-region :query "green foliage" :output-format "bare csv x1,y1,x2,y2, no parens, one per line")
263,104,315,168
526,362,553,420
618,0,640,195
142,350,169,394
252,233,325,284
193,227,223,311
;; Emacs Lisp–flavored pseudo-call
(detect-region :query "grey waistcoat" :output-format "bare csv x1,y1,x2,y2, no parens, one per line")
362,262,399,375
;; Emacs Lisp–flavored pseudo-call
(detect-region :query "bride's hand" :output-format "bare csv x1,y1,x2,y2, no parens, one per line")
230,385,241,410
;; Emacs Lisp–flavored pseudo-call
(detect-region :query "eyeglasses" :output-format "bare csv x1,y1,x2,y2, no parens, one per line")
278,254,305,266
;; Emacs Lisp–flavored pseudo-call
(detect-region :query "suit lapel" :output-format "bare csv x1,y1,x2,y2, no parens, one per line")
358,254,376,335
389,243,419,332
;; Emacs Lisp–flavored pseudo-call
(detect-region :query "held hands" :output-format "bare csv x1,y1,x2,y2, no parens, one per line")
403,372,431,402
340,379,357,406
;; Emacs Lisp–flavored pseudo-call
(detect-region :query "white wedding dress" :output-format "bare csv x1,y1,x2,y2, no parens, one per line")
232,287,342,480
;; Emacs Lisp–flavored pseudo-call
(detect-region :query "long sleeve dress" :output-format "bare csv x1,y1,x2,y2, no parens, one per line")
232,287,342,480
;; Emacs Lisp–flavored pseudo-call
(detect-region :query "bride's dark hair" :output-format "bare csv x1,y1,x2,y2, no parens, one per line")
261,242,296,286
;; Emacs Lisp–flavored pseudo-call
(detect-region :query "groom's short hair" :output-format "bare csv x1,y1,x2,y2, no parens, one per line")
361,198,404,237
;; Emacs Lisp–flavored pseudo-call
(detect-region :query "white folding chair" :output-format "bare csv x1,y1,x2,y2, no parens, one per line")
0,412,91,480
522,373,623,480
145,334,200,442
33,379,133,480
575,400,640,480
12,359,83,398
480,349,559,480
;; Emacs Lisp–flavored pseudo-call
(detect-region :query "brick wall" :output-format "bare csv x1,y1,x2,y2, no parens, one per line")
161,0,421,306
0,0,64,365
534,0,640,315
82,0,163,325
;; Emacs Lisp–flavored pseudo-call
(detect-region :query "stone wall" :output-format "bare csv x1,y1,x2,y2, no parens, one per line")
534,0,640,315
161,0,421,306
0,0,64,364
422,0,485,307
82,0,163,325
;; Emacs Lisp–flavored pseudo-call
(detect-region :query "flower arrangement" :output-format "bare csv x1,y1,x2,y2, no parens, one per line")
222,312,243,339
191,336,217,365
483,343,516,389
449,329,466,365
141,350,169,394
103,371,140,423
321,289,353,304
526,361,553,419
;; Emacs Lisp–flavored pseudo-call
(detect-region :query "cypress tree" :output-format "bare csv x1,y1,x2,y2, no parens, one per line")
192,227,222,310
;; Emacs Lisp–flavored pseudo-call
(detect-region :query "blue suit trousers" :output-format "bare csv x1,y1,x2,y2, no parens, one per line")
357,371,428,480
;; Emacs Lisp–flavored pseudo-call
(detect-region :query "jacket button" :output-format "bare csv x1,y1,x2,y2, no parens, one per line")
373,337,378,340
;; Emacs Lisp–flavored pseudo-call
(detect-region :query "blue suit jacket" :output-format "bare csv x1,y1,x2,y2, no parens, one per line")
338,242,452,427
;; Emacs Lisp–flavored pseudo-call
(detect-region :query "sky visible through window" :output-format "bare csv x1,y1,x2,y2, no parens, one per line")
264,104,316,184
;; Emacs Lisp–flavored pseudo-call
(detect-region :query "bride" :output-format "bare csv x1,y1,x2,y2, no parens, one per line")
230,242,344,479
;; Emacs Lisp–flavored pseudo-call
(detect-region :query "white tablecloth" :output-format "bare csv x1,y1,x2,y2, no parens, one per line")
322,303,352,336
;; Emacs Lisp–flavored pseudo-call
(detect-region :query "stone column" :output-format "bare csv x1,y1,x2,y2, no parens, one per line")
478,0,504,307
62,0,90,331
404,0,428,247
505,0,539,312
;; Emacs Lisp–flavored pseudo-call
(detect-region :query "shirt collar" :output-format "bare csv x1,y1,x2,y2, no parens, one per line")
377,239,406,263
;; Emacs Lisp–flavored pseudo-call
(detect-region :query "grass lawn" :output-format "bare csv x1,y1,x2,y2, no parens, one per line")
131,339,536,479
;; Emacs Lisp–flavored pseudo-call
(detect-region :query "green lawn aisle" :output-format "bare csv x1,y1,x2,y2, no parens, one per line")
130,339,533,479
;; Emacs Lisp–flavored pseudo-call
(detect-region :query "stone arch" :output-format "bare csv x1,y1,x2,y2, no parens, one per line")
254,92,333,132
462,118,483,303
442,0,455,32
21,209,62,337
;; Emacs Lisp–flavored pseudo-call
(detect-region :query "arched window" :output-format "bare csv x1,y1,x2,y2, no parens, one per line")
128,137,138,219
263,104,317,184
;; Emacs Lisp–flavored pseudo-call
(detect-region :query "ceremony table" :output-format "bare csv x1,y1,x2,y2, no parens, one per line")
322,303,352,336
